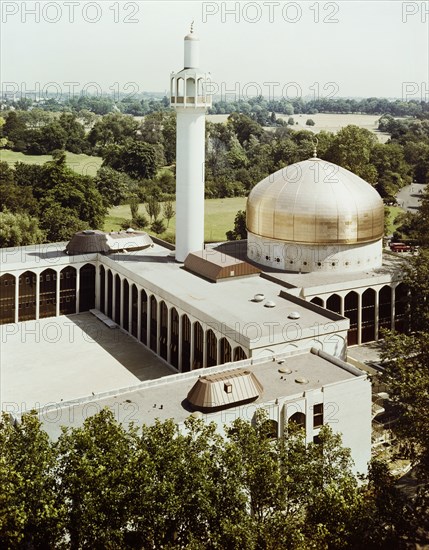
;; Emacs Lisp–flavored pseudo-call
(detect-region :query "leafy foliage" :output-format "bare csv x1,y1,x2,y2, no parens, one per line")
0,208,45,247
0,409,417,549
226,210,247,240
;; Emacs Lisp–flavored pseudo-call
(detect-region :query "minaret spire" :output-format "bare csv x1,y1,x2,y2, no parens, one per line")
170,32,212,262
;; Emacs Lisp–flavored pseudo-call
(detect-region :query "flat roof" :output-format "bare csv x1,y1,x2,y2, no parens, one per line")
0,240,349,348
101,244,348,348
0,313,175,412
215,241,404,294
38,349,361,440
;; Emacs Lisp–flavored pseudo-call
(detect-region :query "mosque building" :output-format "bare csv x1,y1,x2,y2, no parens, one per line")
0,30,405,475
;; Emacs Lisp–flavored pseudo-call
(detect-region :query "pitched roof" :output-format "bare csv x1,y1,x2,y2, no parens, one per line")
187,368,263,412
66,230,153,255
184,249,260,282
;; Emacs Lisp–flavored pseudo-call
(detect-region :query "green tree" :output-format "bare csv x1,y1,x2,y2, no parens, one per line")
129,196,139,220
56,408,137,549
88,112,139,150
306,118,315,126
325,125,378,183
39,204,87,242
94,166,135,207
3,111,27,151
151,218,166,235
0,116,8,147
163,201,175,228
146,196,161,222
226,210,247,240
0,209,45,247
103,140,161,180
0,412,64,548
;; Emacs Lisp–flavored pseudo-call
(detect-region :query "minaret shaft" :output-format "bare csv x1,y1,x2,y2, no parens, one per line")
171,31,211,262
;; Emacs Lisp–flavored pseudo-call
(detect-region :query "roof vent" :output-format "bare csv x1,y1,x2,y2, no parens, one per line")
224,382,233,394
82,230,95,235
278,367,292,374
264,300,276,308
253,293,265,302
288,311,301,319
295,377,309,384
126,227,135,233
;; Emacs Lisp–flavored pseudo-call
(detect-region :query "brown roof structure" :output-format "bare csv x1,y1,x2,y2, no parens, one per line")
184,249,260,282
66,230,153,256
187,368,263,412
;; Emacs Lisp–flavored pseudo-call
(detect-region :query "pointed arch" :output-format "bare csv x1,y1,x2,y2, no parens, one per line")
39,268,56,319
107,270,113,319
0,273,16,324
60,266,76,315
379,285,392,331
182,314,191,372
122,279,129,331
233,346,247,362
150,295,158,352
206,329,217,367
140,289,148,344
361,288,376,342
220,337,232,364
344,291,359,345
159,301,168,360
79,263,95,312
170,307,179,369
326,293,341,315
193,321,204,369
131,284,138,338
310,296,324,307
395,283,408,332
99,265,105,314
114,274,121,324
289,412,306,431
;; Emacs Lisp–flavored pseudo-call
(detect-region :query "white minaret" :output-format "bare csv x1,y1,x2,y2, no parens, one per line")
171,26,212,262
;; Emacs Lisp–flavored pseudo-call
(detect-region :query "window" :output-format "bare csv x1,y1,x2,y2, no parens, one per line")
313,434,322,444
313,403,323,427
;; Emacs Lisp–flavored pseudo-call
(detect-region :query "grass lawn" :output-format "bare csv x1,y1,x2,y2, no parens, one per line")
0,150,103,177
105,197,247,242
385,205,403,235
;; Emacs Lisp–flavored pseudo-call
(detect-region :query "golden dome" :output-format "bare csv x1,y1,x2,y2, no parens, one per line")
246,158,384,245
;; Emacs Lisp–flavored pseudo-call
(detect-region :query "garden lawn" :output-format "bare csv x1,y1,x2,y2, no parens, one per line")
385,205,403,235
105,196,247,243
0,150,103,177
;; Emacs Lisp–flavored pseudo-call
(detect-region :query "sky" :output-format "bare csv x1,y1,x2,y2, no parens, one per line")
1,1,428,101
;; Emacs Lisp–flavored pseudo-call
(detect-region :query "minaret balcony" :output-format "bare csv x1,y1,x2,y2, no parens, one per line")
170,95,212,108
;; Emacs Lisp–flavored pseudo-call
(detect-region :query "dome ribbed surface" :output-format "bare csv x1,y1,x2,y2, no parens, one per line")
246,159,384,245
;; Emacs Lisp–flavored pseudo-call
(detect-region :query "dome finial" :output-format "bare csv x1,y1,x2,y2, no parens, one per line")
190,20,194,33
312,137,318,159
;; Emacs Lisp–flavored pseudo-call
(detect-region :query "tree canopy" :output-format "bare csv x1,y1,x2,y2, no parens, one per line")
0,408,418,549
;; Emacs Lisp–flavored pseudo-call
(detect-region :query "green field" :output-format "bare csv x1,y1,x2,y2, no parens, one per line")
385,205,403,235
0,150,103,177
105,197,247,242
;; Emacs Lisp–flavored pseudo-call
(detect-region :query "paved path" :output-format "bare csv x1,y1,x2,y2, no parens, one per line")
396,183,427,213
